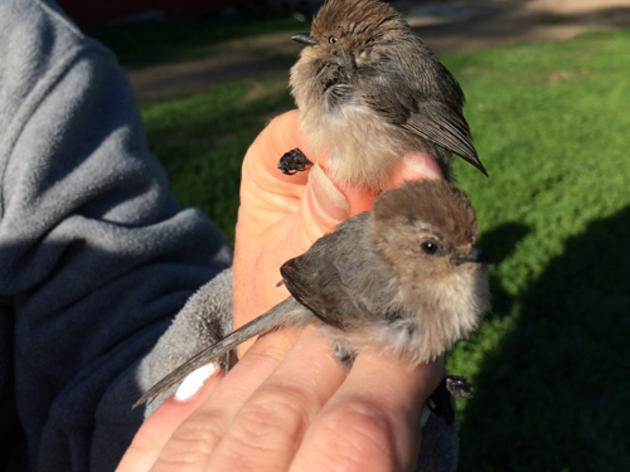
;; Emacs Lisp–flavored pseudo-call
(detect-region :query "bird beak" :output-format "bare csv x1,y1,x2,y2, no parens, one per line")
455,247,493,265
291,32,319,46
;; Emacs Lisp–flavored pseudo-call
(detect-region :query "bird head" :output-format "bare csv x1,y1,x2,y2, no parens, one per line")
369,180,491,284
293,0,406,57
289,0,411,111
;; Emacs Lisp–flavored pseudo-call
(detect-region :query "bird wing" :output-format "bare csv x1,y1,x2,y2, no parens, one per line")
280,252,368,330
404,100,483,172
359,57,486,174
279,216,376,330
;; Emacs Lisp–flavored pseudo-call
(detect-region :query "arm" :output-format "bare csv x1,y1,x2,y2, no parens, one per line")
0,1,231,470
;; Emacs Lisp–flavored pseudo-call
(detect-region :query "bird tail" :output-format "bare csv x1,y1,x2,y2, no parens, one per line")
133,297,307,409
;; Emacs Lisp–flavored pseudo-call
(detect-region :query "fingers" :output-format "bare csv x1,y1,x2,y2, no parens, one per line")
119,328,441,472
334,151,445,215
146,326,302,472
116,374,223,471
234,111,345,335
238,112,443,242
388,151,444,189
238,110,328,223
119,325,346,472
204,326,346,471
289,353,443,472
234,162,354,352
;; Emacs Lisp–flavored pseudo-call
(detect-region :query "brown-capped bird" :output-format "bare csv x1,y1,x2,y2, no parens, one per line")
279,0,486,189
135,180,491,421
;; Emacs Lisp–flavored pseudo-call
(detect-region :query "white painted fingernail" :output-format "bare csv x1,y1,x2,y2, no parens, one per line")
174,363,218,401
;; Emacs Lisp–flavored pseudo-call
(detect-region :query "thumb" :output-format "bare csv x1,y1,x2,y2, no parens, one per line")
291,162,352,243
383,152,444,190
322,151,445,215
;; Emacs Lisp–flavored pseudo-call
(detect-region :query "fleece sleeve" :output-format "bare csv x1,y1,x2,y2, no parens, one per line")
0,1,232,470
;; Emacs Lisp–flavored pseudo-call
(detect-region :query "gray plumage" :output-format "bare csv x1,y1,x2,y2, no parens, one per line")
135,180,490,408
287,0,486,189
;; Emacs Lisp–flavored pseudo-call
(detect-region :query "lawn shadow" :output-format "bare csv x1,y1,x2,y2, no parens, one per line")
478,222,531,318
459,206,630,470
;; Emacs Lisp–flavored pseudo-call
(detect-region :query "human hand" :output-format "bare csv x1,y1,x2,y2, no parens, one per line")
117,110,444,472
233,110,444,349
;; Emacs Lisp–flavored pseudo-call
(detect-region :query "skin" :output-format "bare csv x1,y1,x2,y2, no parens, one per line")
116,111,446,472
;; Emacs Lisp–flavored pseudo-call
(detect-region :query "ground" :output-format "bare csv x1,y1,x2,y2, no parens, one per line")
125,0,630,101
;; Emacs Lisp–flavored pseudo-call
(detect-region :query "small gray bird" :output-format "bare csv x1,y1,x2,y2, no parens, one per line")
279,0,486,189
135,180,491,414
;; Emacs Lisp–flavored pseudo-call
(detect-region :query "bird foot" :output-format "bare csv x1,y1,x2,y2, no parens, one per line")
445,375,475,399
278,148,313,175
333,343,357,369
426,375,475,426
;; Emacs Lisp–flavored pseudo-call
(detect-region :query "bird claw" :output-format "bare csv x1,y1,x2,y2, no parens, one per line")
278,148,313,175
333,343,357,369
445,375,475,399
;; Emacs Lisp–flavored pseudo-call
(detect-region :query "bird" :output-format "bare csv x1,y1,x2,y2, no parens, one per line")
278,0,486,190
134,179,491,417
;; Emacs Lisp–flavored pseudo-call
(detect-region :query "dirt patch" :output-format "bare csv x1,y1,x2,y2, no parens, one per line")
407,0,630,52
542,68,592,87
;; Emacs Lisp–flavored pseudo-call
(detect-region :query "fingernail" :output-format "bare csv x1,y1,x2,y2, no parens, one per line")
403,154,443,180
308,163,350,221
174,363,218,401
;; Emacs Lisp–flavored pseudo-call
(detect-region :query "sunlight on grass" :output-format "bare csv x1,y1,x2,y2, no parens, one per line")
442,29,630,471
140,28,630,471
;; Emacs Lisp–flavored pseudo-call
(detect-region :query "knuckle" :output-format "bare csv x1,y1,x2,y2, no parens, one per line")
124,428,161,458
156,410,225,465
315,400,398,472
247,332,297,363
241,346,285,372
230,383,312,452
151,453,201,472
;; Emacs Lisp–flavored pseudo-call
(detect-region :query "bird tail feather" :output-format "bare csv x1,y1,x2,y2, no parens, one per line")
133,297,306,409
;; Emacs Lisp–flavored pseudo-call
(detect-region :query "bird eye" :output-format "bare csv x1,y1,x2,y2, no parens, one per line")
328,35,338,44
421,241,439,255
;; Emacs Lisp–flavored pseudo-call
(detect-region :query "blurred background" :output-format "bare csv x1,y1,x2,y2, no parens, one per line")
58,0,630,470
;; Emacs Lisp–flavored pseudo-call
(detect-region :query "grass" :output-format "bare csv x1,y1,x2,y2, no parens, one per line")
87,15,305,67
140,74,292,242
442,30,630,471
129,24,630,471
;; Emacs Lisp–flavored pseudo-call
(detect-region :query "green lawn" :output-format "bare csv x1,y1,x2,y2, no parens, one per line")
88,16,304,67
127,25,630,471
